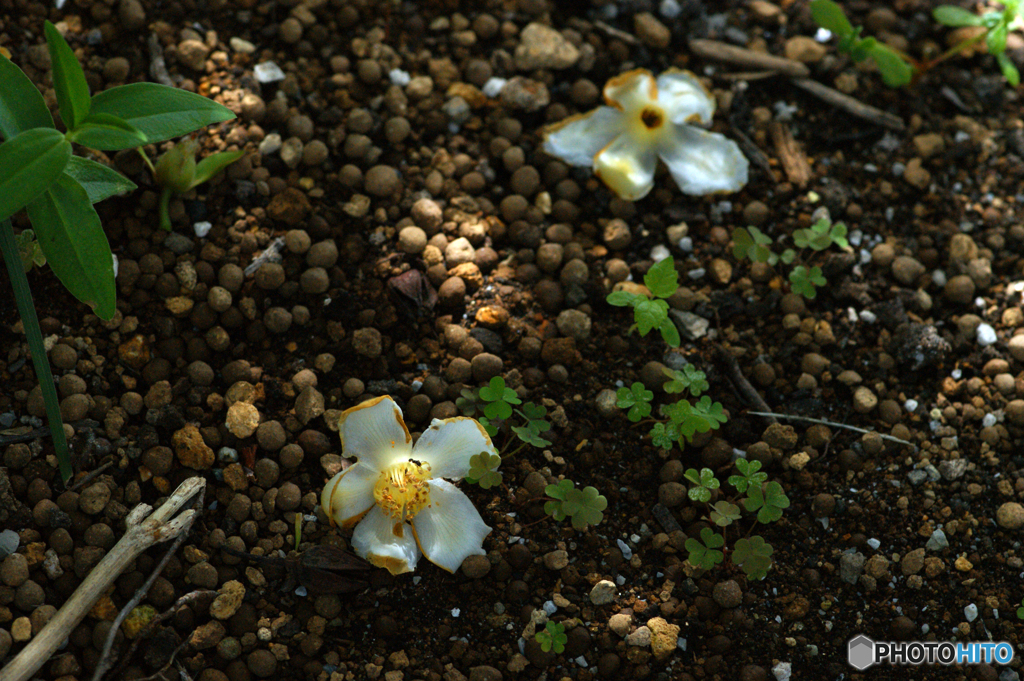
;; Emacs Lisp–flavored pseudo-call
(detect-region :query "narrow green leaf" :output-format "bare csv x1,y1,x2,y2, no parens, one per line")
26,174,116,319
190,149,244,188
90,82,236,144
0,54,54,139
0,128,72,220
62,156,137,203
933,6,984,27
67,112,147,151
997,52,1021,86
44,21,91,131
810,0,854,36
871,45,914,87
607,290,637,307
987,22,1009,55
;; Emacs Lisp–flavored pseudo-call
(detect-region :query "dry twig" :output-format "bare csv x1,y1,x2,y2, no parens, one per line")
689,40,810,77
0,477,206,681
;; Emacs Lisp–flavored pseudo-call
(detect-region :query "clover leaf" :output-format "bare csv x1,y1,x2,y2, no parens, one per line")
684,527,725,570
455,387,481,416
744,481,791,524
649,422,679,451
663,364,709,397
466,451,503,489
732,227,777,265
616,382,653,422
544,480,607,530
479,376,521,420
732,535,774,580
684,467,720,503
708,500,741,527
728,458,768,494
664,396,727,440
789,265,826,299
535,621,567,653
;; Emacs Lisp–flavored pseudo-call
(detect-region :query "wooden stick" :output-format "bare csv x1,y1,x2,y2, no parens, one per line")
769,120,812,188
790,78,906,131
746,411,917,449
689,39,810,77
0,477,206,681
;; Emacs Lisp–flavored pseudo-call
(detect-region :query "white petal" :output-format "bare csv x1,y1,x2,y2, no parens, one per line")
542,106,625,168
603,68,657,112
659,125,749,195
338,395,412,470
412,480,492,573
594,133,658,201
321,463,377,528
351,505,421,575
413,417,497,480
656,69,715,126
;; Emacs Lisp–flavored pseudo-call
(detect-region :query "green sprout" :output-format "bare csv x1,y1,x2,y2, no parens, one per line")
0,21,235,483
684,467,720,503
1017,598,1024,620
153,136,243,231
685,527,725,570
663,364,709,397
544,479,607,530
708,500,741,527
15,229,46,272
727,458,768,494
811,0,913,86
456,387,483,416
933,1,1022,86
789,266,826,300
535,621,567,653
510,402,552,448
607,256,681,347
732,225,792,266
743,481,791,524
478,376,521,420
732,535,774,580
663,395,728,441
466,451,503,489
616,382,653,422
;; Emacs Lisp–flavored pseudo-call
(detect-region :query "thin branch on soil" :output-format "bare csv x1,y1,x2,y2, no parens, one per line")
69,460,114,492
0,477,206,681
689,39,810,77
789,78,906,131
746,411,917,449
134,641,191,681
769,120,812,188
710,344,776,423
92,484,206,681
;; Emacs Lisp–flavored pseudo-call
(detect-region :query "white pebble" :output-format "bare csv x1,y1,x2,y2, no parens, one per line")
254,61,285,83
904,399,918,412
193,221,212,238
451,608,461,617
859,310,877,324
659,0,681,18
111,253,119,277
388,68,411,86
964,603,978,622
688,268,705,280
542,601,557,615
482,77,507,98
976,323,997,346
772,661,792,681
678,236,693,252
982,413,997,428
866,538,881,550
650,244,670,262
617,539,633,560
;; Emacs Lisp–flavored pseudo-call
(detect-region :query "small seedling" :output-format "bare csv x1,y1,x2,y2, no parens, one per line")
1017,598,1024,620
732,213,849,300
607,256,681,347
153,136,243,231
510,402,553,448
679,460,791,580
544,479,608,530
663,365,709,397
811,0,914,86
15,229,45,272
466,451,503,489
479,376,521,420
685,527,725,570
616,382,654,422
535,621,567,653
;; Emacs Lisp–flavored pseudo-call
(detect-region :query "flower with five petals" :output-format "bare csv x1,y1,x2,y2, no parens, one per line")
320,396,495,575
542,68,749,201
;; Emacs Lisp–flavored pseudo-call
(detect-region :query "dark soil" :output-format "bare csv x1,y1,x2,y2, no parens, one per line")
3,1,1024,680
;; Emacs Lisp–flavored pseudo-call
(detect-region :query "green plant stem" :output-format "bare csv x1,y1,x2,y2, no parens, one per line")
136,147,156,175
0,218,72,484
924,30,988,70
158,186,173,231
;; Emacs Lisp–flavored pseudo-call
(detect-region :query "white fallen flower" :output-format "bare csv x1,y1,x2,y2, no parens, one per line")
542,68,748,201
321,395,495,575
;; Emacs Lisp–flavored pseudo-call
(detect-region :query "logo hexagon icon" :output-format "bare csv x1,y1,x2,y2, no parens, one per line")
848,635,875,670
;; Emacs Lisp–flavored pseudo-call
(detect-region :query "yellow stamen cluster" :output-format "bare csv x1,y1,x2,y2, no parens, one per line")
373,460,432,522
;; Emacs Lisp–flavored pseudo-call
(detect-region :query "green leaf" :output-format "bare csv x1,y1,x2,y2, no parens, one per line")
933,5,984,26
744,481,790,524
810,0,854,36
732,227,754,261
732,535,774,580
663,364,708,397
62,156,137,204
644,257,678,299
997,52,1021,86
191,149,245,188
567,486,607,530
659,318,681,348
0,54,54,139
708,500,741,527
0,128,72,221
666,396,727,440
728,458,767,493
650,422,676,450
44,21,91,131
830,222,849,249
536,622,567,653
616,382,653,421
987,22,1009,55
90,82,236,145
684,527,725,570
519,402,548,421
607,290,637,307
633,297,669,336
511,423,552,448
66,112,147,151
870,44,914,87
467,451,503,489
684,467,720,503
546,479,573,501
26,173,116,319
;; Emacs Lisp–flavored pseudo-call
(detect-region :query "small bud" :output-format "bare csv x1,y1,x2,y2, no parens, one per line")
154,137,198,194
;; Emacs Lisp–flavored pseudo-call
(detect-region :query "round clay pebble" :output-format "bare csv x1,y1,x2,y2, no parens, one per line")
658,482,686,507
398,226,428,254
307,241,339,268
461,554,490,578
50,344,78,370
279,444,304,468
342,378,365,399
276,483,301,511
302,140,329,166
287,115,314,142
247,649,277,677
263,307,293,333
411,198,443,232
207,286,232,313
438,277,467,307
365,165,400,197
255,263,285,290
405,394,432,423
384,117,410,143
300,267,330,294
996,502,1024,530
285,229,311,254
510,166,540,196
944,275,975,304
219,264,244,292
256,421,286,450
279,17,303,43
254,459,280,487
444,357,472,383
471,353,503,382
712,580,742,609
1,554,29,587
603,219,631,250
